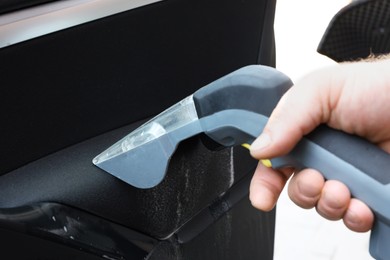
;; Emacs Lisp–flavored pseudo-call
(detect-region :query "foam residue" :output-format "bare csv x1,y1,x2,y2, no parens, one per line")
229,147,235,188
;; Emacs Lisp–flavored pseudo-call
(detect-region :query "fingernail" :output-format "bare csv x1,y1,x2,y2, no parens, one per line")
251,133,271,152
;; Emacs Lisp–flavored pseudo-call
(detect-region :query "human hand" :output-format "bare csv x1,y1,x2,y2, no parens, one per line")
249,57,390,232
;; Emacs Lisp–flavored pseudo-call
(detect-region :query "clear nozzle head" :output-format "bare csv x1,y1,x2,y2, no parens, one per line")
93,95,199,166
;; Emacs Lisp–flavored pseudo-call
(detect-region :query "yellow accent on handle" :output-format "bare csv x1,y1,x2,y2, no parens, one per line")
241,143,251,150
241,143,272,168
260,159,272,168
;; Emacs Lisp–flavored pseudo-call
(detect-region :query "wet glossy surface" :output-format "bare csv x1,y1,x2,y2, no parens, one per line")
0,202,156,259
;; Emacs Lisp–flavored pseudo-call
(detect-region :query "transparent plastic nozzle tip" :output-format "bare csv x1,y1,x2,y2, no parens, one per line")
93,95,199,166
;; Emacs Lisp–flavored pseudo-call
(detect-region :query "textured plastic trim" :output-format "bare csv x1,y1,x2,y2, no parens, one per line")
0,0,162,49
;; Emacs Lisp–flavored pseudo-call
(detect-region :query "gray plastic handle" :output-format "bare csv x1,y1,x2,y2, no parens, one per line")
200,108,390,260
194,65,389,259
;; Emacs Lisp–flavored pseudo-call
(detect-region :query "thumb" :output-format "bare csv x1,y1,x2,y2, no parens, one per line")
249,66,339,160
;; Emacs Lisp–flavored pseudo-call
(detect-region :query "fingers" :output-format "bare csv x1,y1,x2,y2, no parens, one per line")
289,170,350,220
288,169,374,232
343,199,374,232
288,169,325,209
249,162,293,211
252,164,374,232
316,180,351,220
289,170,349,220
